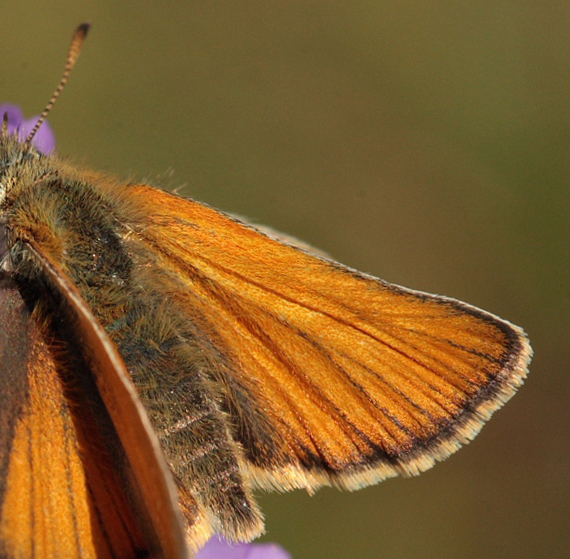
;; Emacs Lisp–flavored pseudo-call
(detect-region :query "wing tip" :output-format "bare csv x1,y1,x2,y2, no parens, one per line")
244,320,531,493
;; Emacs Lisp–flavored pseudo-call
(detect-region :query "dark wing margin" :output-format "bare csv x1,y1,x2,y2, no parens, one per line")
0,277,32,510
122,184,531,494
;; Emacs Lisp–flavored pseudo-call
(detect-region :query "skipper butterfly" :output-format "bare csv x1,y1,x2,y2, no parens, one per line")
0,24,531,559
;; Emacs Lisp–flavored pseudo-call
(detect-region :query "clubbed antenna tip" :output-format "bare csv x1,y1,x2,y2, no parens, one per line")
25,23,92,148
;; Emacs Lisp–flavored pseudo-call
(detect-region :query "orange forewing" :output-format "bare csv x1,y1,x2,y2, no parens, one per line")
123,184,530,490
0,275,187,558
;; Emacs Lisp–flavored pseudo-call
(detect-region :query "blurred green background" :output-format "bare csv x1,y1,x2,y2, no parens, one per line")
1,2,567,558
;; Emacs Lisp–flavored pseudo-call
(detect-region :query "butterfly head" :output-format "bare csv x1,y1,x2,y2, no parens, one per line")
0,104,55,199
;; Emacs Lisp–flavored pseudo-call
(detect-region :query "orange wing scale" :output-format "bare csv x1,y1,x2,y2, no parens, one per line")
0,286,150,559
123,185,530,490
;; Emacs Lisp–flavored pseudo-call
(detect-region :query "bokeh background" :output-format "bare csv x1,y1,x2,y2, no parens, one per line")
1,2,568,558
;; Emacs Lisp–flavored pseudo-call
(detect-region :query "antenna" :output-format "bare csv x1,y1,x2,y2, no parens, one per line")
25,23,91,148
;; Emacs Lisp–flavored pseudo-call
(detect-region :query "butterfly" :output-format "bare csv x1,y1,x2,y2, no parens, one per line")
0,23,531,559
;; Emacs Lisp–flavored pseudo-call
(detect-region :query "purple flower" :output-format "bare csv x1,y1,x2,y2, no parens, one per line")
196,537,292,559
0,103,56,154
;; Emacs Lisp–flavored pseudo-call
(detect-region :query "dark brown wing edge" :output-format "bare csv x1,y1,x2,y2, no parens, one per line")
0,277,32,510
244,284,532,492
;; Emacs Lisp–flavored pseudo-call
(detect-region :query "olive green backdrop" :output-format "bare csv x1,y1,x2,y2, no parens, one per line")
1,2,567,559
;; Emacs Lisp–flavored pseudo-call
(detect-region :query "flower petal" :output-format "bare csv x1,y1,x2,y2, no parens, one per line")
0,103,56,154
0,104,25,131
197,537,292,559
